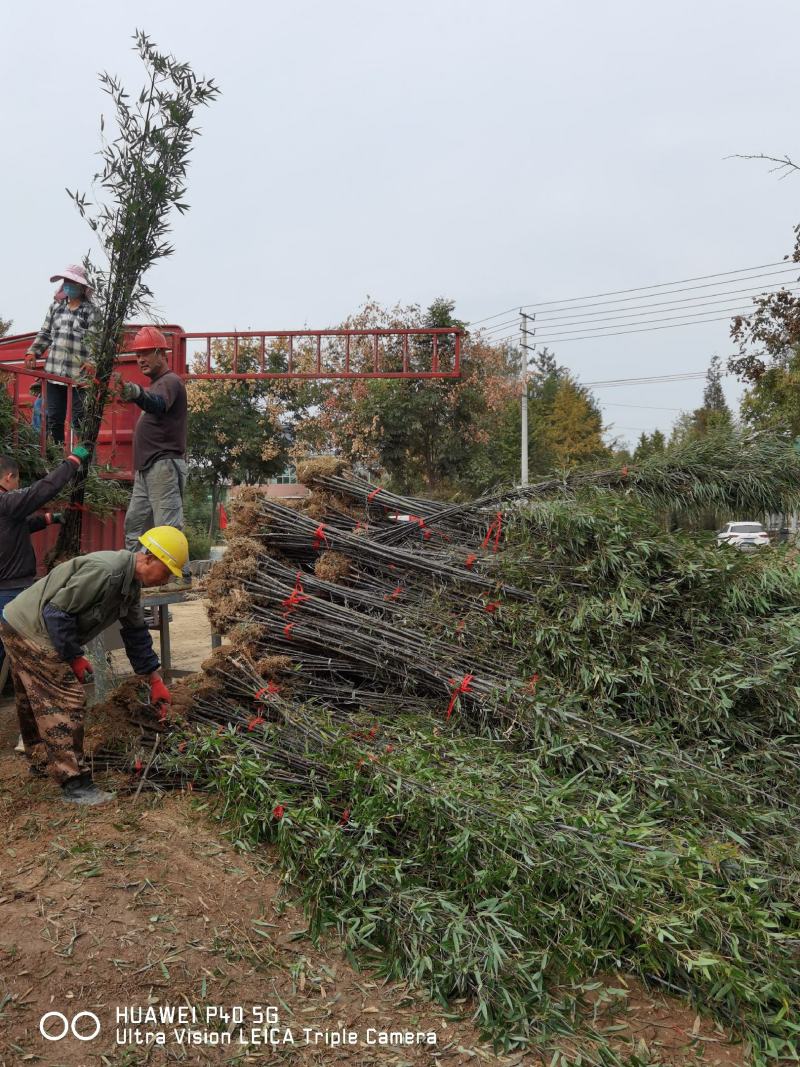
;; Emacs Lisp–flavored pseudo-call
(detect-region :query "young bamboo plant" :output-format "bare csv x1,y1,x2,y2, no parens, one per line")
56,30,219,557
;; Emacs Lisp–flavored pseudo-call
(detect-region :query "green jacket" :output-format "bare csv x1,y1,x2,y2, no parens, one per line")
2,549,159,674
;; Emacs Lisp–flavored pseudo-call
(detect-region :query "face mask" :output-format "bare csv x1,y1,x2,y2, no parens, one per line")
62,282,83,299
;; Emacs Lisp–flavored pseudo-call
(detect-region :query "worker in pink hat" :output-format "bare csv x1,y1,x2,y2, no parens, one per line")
24,265,101,446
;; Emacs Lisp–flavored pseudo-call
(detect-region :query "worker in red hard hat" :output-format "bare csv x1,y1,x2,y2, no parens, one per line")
115,327,188,562
24,265,100,446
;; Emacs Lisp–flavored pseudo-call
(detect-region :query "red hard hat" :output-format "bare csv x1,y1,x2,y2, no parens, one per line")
127,326,169,352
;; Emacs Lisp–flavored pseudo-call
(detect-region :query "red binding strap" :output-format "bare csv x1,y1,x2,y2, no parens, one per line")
445,674,475,720
282,573,311,615
481,511,503,553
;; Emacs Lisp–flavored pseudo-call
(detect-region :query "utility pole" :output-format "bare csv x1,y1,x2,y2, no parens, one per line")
519,311,535,486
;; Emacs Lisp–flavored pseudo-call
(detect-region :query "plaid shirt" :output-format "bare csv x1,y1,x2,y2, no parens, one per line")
26,298,101,381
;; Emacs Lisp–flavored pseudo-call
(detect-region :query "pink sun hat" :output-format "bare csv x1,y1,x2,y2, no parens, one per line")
50,264,93,300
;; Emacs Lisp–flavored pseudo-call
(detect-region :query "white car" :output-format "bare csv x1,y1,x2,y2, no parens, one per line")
716,522,770,551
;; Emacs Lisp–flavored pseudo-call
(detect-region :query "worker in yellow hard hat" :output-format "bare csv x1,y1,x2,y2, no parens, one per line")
0,526,189,806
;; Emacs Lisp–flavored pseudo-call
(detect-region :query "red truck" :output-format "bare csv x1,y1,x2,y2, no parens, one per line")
0,325,462,568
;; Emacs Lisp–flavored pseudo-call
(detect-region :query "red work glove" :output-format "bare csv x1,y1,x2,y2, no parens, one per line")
70,656,94,683
150,677,171,708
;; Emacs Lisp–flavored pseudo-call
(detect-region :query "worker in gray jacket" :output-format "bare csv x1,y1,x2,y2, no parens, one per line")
0,526,189,806
115,326,188,553
0,445,89,673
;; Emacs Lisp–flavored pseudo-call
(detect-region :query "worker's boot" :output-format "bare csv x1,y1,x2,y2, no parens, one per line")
61,773,115,806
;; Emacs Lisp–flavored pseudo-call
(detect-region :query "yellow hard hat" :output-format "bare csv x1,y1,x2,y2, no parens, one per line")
139,526,189,577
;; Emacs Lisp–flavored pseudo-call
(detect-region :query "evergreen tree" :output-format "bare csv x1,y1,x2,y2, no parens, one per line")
702,355,728,412
670,358,733,446
633,429,667,463
541,377,608,467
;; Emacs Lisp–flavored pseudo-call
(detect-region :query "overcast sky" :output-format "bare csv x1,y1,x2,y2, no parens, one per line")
3,0,798,445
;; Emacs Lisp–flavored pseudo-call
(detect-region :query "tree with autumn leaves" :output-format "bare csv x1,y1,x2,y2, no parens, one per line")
297,299,611,496
297,298,515,494
180,297,614,503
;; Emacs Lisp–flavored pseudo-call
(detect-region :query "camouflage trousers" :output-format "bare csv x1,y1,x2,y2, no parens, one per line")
0,621,88,784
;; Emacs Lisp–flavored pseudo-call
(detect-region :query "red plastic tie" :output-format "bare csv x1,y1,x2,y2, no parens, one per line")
481,511,503,553
446,673,475,720
247,716,266,731
384,584,403,602
282,572,311,615
483,601,501,614
253,682,281,702
283,623,295,640
464,553,477,570
339,808,351,826
367,487,382,501
312,523,329,549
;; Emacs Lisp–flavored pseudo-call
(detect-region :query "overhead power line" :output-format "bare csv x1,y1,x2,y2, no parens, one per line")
607,425,671,432
602,402,683,411
478,279,800,336
490,308,751,346
583,371,709,388
470,259,798,326
509,301,770,340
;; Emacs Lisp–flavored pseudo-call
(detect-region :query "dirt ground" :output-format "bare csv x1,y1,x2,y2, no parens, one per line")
108,598,215,678
0,604,748,1066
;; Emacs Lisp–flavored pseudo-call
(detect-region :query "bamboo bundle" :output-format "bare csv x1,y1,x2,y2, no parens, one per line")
137,432,800,1061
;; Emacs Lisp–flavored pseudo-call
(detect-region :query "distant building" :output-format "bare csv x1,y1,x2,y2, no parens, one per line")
228,465,310,501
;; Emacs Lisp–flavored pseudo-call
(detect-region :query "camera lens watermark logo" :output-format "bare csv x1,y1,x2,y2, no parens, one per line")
39,1011,101,1042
